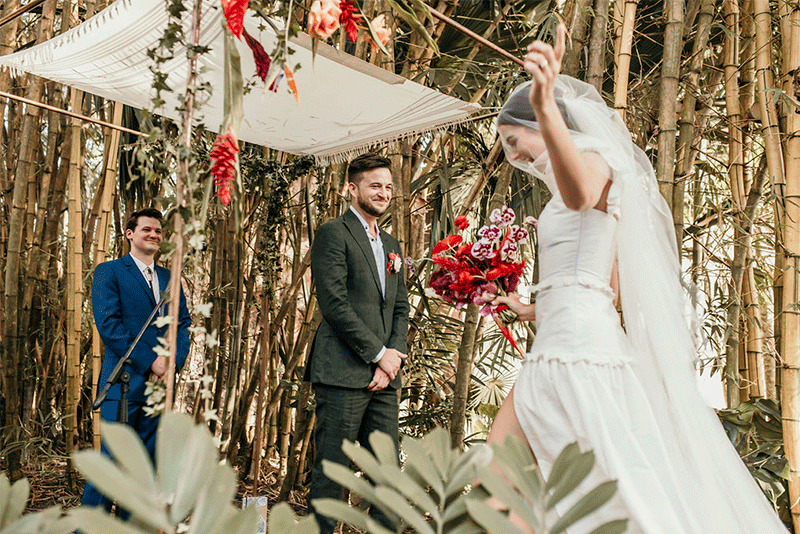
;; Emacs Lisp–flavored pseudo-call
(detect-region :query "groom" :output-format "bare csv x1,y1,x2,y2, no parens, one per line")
307,153,410,534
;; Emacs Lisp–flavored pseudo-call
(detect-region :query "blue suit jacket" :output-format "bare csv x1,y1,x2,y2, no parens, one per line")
92,254,191,402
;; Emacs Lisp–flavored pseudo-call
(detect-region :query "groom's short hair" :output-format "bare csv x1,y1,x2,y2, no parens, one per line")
348,153,392,185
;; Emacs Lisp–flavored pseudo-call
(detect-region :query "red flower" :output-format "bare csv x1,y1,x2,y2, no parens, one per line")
455,215,469,230
210,127,239,205
339,0,361,42
432,234,463,256
221,0,249,38
242,27,271,81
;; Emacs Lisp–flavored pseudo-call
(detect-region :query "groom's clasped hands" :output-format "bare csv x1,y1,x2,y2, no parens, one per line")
368,348,407,391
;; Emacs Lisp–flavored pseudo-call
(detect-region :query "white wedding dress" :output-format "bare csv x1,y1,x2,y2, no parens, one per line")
513,175,788,533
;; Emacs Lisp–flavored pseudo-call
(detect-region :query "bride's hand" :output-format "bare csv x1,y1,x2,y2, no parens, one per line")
524,23,566,111
492,293,536,322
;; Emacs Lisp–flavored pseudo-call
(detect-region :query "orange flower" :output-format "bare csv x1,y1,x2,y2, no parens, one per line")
308,0,341,40
368,14,391,48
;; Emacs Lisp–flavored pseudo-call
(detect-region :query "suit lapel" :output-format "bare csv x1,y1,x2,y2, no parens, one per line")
123,254,157,306
382,231,397,307
343,210,383,299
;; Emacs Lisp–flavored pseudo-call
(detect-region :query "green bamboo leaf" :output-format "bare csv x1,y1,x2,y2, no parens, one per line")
69,507,148,534
475,465,540,529
311,499,394,534
341,440,391,486
186,465,238,534
549,481,619,534
378,463,439,517
464,499,526,534
267,503,321,534
367,430,398,466
546,451,596,510
422,427,452,479
0,477,28,529
73,451,169,531
2,506,76,534
100,421,157,490
321,460,380,504
445,444,492,499
545,442,581,491
156,411,195,498
403,438,445,500
170,423,222,523
446,518,486,534
373,486,433,534
388,1,439,55
588,519,629,534
212,503,259,534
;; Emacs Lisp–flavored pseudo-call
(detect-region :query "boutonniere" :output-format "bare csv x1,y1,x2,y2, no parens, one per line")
387,252,402,274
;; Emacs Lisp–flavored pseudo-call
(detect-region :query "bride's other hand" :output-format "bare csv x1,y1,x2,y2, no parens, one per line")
524,23,566,110
493,293,536,322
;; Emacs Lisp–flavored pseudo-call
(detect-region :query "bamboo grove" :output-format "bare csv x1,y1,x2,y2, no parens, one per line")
1,0,800,530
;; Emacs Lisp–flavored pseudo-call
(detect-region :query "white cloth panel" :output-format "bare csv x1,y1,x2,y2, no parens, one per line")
0,0,478,163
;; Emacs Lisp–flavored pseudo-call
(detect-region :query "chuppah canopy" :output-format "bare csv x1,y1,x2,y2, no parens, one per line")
0,0,479,163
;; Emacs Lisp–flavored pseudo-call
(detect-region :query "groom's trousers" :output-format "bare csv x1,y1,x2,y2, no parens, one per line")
309,383,401,534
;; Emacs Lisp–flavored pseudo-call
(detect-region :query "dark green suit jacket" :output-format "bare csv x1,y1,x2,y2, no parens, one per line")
307,209,410,389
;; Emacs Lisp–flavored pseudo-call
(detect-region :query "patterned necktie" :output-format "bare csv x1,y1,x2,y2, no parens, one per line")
144,267,157,302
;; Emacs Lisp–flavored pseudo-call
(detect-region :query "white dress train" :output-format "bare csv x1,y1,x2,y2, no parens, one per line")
513,179,788,533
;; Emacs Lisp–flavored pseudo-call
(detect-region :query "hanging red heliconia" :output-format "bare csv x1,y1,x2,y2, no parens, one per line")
242,27,271,81
339,0,361,42
221,0,249,38
210,126,239,205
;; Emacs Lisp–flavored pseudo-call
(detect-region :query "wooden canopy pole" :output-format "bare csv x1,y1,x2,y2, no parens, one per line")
427,6,525,68
0,90,144,136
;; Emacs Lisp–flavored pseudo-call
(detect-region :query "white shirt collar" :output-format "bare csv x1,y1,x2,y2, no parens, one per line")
350,206,380,239
130,253,155,274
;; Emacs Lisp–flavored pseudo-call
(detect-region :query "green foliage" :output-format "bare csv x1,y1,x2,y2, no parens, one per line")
718,398,791,526
0,475,76,534
0,412,317,534
314,427,626,534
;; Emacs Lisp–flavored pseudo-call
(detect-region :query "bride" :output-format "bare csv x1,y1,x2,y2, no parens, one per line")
489,24,788,533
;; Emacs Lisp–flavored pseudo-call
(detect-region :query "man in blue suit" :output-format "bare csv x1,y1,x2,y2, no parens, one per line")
81,208,191,511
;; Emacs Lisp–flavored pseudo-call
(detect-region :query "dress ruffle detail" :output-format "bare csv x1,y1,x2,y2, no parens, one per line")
530,273,615,299
524,349,633,367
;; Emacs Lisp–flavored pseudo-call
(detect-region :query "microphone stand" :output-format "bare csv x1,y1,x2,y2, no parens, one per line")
93,291,170,423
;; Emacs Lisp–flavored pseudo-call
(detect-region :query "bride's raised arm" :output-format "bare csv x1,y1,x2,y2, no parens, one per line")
525,24,611,211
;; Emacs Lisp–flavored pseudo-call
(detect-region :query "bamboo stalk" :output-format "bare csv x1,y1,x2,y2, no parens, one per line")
655,0,684,215
90,101,123,449
586,0,610,91
613,0,638,121
770,0,798,527
65,88,84,487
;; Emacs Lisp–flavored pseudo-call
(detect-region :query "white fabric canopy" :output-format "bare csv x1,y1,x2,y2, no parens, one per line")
0,0,478,163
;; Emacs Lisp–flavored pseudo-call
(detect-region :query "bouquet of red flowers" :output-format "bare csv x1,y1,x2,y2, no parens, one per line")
427,206,533,354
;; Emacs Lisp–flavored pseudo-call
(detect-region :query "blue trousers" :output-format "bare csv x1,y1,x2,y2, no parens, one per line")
308,384,400,534
80,400,160,515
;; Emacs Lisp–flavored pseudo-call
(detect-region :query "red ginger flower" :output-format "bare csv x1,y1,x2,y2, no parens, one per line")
242,27,271,81
210,127,239,205
455,215,469,230
221,0,249,38
339,0,361,42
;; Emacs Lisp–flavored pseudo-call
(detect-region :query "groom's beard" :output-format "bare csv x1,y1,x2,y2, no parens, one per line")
356,196,388,218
